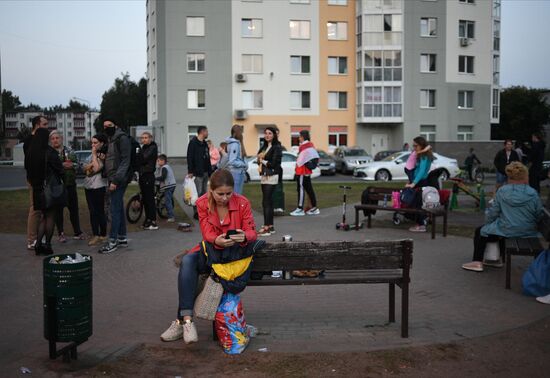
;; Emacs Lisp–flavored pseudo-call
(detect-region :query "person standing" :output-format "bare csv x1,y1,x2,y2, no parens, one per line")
256,127,282,236
49,131,84,242
138,132,159,230
187,126,211,220
464,148,481,182
83,134,108,246
290,130,320,216
99,118,132,254
272,127,285,215
225,125,248,195
23,115,49,250
493,139,520,190
156,154,177,222
528,132,546,193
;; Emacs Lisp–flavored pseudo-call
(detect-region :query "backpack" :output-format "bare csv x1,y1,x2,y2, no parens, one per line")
305,158,319,170
360,188,377,216
422,186,440,209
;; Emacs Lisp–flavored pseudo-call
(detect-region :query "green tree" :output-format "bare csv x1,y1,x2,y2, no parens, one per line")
16,125,32,142
493,86,550,142
67,100,89,113
2,89,22,111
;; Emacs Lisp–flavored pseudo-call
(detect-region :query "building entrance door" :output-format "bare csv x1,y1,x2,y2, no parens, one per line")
371,134,388,156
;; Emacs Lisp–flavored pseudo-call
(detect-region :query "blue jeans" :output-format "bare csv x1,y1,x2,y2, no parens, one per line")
178,251,201,318
496,172,507,185
163,187,175,218
109,183,127,241
231,169,245,195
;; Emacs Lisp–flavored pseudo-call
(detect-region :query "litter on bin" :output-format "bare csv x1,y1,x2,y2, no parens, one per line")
48,252,90,264
20,367,32,374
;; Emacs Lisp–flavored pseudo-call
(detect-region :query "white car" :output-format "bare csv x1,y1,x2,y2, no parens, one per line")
246,151,321,181
353,151,459,181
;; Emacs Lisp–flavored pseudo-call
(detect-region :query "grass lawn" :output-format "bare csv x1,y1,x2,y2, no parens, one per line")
0,184,189,235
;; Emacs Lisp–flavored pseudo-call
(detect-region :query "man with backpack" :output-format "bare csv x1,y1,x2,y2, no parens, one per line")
99,118,133,254
138,132,159,230
290,130,320,216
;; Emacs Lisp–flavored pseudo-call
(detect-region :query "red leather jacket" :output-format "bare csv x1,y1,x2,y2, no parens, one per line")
196,193,257,247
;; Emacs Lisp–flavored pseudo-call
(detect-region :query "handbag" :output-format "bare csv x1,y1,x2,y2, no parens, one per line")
522,250,550,297
193,274,224,321
44,167,66,209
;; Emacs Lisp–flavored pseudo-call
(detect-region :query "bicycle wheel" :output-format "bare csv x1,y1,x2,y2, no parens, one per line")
474,170,485,184
126,194,143,224
156,192,169,219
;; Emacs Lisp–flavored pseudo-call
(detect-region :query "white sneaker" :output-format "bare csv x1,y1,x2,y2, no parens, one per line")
167,218,176,223
27,240,36,250
536,293,550,304
290,208,305,216
306,207,320,215
160,320,183,341
183,320,198,344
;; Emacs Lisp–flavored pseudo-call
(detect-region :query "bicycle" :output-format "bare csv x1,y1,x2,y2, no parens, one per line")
458,162,485,184
126,184,169,224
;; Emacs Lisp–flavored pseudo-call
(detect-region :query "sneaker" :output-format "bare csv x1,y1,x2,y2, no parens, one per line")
306,207,320,215
73,233,86,240
409,225,426,232
160,320,183,341
145,221,159,230
290,208,305,216
536,293,550,304
268,225,276,234
27,240,36,250
183,320,198,344
167,218,176,223
271,271,282,278
483,259,504,268
274,208,284,214
462,261,484,272
117,238,128,247
257,226,272,236
99,241,118,254
87,236,100,246
58,233,67,243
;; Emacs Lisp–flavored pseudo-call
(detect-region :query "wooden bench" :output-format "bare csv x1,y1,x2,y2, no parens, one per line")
248,240,413,338
504,208,550,289
354,187,450,239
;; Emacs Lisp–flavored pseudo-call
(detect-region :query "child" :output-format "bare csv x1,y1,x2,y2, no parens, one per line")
404,144,432,183
156,154,177,222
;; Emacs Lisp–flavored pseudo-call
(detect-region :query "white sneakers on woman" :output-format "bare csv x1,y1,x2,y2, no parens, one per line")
160,319,198,344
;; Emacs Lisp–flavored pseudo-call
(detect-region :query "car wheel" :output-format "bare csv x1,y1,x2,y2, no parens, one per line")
439,170,450,181
375,169,391,181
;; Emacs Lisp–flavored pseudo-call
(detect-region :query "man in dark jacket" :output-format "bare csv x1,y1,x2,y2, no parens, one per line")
493,139,520,190
138,132,159,230
186,126,211,219
99,118,132,254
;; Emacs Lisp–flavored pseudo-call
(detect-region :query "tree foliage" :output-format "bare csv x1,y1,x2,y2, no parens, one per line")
2,89,22,111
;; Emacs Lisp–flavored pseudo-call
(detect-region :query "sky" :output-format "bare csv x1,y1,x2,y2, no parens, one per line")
0,0,549,109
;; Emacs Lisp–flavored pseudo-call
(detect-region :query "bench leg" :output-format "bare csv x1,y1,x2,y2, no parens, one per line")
389,283,395,323
401,282,409,338
506,251,512,289
368,214,372,228
431,214,436,239
212,321,218,341
443,213,448,237
355,208,359,231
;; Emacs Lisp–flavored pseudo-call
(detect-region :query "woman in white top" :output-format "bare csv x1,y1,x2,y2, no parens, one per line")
83,134,108,246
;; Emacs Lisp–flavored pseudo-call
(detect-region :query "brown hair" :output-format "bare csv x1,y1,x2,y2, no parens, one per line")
207,169,235,211
231,124,247,157
413,136,433,160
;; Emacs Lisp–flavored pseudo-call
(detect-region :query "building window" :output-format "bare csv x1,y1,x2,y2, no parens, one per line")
364,86,401,117
492,89,500,119
458,55,475,74
459,0,475,3
457,125,473,141
328,130,348,147
188,126,203,143
290,55,310,74
458,90,474,109
420,125,436,142
328,92,348,110
242,54,263,73
383,14,402,32
420,54,436,73
242,90,263,109
241,18,263,38
289,20,310,39
290,0,310,3
420,18,437,37
458,20,475,39
420,89,436,108
187,89,206,109
327,21,347,40
363,50,401,81
328,0,347,4
187,53,205,72
291,132,300,147
186,17,205,36
290,91,311,109
328,56,348,75
493,20,500,51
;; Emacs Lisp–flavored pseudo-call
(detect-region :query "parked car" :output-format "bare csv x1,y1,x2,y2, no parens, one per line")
353,151,459,181
318,150,336,175
246,151,321,181
374,150,399,161
74,150,92,177
333,147,373,174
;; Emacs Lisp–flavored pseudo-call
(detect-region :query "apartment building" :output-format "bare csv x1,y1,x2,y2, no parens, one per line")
148,0,500,157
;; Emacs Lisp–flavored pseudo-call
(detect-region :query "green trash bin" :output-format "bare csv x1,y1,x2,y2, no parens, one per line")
43,254,92,360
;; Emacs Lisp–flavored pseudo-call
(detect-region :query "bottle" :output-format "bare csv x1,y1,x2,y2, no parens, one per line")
383,194,388,207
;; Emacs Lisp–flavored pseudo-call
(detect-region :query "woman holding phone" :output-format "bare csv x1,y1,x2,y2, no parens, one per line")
160,169,257,344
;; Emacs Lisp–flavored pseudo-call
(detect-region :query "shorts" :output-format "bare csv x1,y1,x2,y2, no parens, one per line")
496,172,507,184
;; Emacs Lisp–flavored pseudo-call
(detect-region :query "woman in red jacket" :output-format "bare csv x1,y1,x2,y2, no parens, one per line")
160,169,257,344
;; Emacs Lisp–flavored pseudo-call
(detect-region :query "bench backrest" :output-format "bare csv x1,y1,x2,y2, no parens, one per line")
252,240,413,272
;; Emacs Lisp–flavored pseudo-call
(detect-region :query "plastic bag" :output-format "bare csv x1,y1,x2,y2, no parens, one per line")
214,293,249,354
522,250,550,297
183,176,198,206
422,186,440,209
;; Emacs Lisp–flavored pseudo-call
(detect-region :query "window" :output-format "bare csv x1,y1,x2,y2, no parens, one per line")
383,14,402,32
328,133,348,147
242,90,263,109
492,89,500,119
493,20,500,51
420,89,436,108
328,0,347,4
458,55,474,74
363,50,401,82
420,18,437,37
459,0,475,4
186,17,205,36
291,132,300,147
459,20,475,38
188,126,203,143
290,0,310,3
327,21,347,40
420,125,436,142
241,18,263,38
290,20,310,39
187,53,205,72
328,56,347,75
458,90,474,109
420,54,436,73
457,125,473,141
290,55,310,74
364,86,401,117
290,91,311,109
187,89,206,109
19,113,24,119
328,92,348,109
242,54,263,73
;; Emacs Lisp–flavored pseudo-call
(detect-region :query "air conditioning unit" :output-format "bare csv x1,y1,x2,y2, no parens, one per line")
459,37,470,47
235,73,247,83
234,109,248,120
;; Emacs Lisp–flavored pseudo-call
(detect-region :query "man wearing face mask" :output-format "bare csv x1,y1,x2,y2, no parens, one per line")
99,118,132,254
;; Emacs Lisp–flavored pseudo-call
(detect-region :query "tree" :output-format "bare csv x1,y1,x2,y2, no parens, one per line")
493,86,550,142
67,100,89,113
16,125,32,142
1,89,22,111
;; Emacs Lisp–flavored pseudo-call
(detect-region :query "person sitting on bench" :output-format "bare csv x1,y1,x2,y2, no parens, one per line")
462,162,543,272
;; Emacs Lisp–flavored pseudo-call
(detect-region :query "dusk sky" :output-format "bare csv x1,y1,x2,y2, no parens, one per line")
0,0,549,109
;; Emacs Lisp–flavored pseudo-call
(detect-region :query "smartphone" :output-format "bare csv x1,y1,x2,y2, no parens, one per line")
225,229,238,239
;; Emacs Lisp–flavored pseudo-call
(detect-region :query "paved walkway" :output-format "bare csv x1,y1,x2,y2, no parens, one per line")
1,198,549,374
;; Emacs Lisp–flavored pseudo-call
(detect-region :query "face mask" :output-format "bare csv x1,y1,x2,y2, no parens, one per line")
104,127,116,137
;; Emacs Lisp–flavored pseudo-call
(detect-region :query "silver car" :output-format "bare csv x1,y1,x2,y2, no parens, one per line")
333,147,373,174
